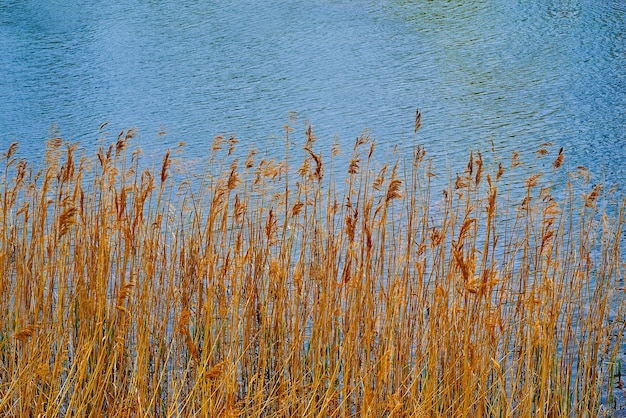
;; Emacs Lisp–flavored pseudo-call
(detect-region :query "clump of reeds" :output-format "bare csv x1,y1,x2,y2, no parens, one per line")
0,124,624,417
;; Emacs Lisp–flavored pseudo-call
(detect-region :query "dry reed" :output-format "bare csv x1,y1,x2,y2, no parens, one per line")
0,126,624,417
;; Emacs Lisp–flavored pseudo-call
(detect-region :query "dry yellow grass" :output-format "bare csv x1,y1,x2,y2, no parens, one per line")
0,125,624,417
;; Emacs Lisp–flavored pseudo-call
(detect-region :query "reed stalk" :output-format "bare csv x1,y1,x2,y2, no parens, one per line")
0,126,623,417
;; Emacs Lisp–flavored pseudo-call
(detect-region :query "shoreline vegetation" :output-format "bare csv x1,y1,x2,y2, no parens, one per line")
0,125,624,417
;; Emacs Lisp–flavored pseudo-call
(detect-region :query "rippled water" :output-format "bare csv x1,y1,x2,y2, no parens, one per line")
0,0,624,187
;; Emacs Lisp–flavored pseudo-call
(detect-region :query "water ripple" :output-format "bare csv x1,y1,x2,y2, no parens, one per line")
0,0,623,189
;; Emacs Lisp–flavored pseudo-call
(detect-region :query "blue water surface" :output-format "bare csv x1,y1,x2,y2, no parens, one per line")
0,0,624,187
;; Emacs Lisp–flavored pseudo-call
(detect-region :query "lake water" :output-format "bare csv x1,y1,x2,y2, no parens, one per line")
0,0,624,189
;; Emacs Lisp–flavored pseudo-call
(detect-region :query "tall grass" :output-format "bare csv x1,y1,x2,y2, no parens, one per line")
0,125,624,417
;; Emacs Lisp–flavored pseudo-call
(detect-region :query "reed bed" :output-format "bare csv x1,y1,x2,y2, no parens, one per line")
0,125,624,417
